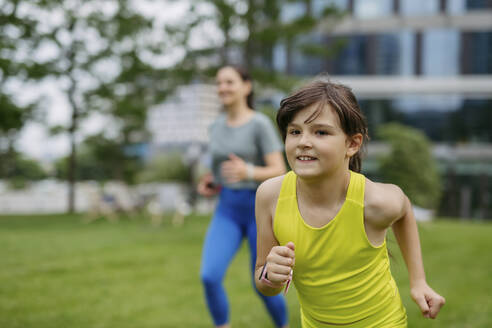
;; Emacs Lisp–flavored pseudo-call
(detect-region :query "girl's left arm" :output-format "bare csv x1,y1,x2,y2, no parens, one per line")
392,195,446,319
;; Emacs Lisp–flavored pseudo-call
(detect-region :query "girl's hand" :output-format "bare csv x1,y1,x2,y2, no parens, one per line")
410,281,445,319
221,153,247,183
265,242,295,285
197,173,220,197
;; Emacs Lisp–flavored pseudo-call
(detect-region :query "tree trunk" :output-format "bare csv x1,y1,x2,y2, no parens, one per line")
67,80,78,213
66,39,78,213
244,0,256,70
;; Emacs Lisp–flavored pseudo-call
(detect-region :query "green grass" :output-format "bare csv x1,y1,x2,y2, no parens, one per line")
0,214,490,327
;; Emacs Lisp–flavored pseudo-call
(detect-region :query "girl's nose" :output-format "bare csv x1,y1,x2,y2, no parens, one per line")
298,133,312,148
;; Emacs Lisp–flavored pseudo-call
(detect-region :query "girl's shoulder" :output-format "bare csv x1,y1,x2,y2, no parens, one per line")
256,174,286,214
364,178,407,228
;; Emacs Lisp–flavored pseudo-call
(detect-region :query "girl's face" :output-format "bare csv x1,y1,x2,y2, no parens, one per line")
216,67,251,108
285,103,361,179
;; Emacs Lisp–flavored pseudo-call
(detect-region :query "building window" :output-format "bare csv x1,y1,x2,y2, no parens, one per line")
353,0,393,19
273,43,287,73
280,2,305,22
399,30,415,75
291,33,327,76
461,31,492,74
359,96,492,143
466,0,492,10
422,29,460,76
327,33,405,75
448,0,492,13
447,0,466,14
400,0,439,16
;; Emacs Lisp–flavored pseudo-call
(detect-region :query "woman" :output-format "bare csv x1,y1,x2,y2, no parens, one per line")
198,66,289,328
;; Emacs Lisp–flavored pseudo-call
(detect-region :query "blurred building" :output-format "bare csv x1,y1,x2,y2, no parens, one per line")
274,0,492,218
147,84,221,154
145,84,221,213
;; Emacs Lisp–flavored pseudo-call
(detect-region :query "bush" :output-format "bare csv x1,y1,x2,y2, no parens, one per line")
0,153,47,189
137,152,190,183
376,123,441,209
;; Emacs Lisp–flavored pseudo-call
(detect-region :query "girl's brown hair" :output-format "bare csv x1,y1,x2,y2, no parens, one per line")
276,80,369,172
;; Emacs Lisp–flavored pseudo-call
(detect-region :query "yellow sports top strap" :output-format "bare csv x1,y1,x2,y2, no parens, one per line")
346,170,365,207
278,171,297,200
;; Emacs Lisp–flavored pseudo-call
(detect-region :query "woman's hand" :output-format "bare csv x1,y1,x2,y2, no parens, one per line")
410,281,445,319
197,173,220,197
221,153,248,183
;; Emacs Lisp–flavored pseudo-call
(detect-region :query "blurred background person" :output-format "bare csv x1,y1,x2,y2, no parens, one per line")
197,65,288,328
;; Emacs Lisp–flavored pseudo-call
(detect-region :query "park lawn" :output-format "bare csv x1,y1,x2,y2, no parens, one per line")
0,214,490,328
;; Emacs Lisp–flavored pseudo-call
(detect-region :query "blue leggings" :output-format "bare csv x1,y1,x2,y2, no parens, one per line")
200,187,288,326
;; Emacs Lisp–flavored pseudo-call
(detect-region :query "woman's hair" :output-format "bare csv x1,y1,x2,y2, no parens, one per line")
276,79,369,172
222,65,255,110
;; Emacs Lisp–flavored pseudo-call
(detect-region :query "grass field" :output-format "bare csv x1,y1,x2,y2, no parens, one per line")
0,214,491,327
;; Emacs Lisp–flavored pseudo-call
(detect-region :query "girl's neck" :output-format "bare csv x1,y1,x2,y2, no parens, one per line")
297,169,351,208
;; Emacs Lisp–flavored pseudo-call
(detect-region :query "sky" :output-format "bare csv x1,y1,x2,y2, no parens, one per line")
16,0,193,162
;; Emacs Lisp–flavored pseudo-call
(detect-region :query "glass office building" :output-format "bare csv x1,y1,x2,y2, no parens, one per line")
275,0,492,142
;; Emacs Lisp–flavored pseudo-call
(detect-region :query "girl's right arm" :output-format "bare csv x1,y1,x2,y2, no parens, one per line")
254,177,295,296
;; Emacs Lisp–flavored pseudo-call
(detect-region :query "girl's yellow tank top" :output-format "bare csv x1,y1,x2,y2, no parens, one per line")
274,171,407,328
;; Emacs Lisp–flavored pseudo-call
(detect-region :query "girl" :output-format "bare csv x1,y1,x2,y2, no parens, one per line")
254,80,445,327
198,65,289,328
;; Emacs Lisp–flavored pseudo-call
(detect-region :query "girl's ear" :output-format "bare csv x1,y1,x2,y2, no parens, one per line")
346,133,363,157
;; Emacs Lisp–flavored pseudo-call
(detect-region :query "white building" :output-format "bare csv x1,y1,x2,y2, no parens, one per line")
147,84,221,153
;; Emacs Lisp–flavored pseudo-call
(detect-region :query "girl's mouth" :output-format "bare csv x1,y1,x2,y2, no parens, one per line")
297,156,317,161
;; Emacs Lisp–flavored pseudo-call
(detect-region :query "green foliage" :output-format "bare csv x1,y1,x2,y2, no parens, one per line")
377,123,442,209
9,155,47,181
0,151,47,189
259,105,278,128
0,95,30,133
166,0,344,92
0,1,44,156
15,0,166,210
137,152,191,183
55,133,141,183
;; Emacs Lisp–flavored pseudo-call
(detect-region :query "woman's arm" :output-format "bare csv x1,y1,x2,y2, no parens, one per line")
221,151,286,184
251,151,286,182
392,194,446,319
196,172,220,197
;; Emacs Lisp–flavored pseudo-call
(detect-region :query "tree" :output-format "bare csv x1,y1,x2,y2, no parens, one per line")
6,153,47,189
164,0,344,92
0,1,51,178
376,123,442,209
54,133,140,182
4,0,344,213
29,0,166,212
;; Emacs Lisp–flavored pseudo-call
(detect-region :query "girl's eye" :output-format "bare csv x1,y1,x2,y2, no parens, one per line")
315,130,329,136
288,129,300,135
